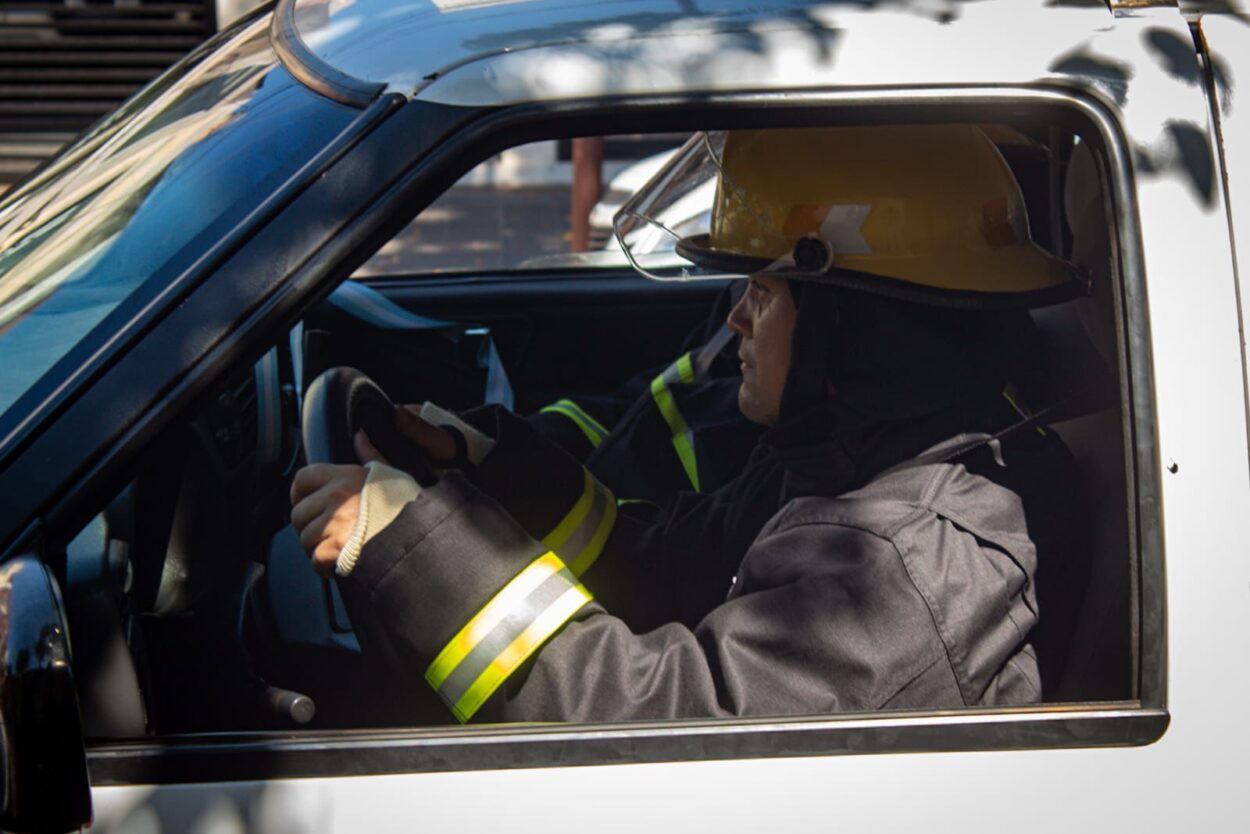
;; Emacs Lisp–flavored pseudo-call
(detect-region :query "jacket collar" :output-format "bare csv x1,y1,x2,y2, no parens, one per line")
759,395,1010,500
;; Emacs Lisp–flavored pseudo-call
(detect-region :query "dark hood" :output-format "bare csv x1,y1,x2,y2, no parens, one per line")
761,394,1016,502
768,281,1035,496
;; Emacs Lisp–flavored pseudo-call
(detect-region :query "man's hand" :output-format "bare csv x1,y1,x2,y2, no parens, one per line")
289,406,457,577
395,404,457,463
290,461,369,577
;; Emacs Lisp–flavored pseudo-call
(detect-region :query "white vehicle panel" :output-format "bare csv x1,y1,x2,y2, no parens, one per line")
283,0,1111,103
1202,14,1250,442
417,1,1115,105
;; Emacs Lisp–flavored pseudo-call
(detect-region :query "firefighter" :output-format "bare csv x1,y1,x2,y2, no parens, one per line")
290,125,1088,722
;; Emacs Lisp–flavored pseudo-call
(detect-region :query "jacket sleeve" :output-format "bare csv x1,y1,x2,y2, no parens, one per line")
461,406,783,632
523,283,741,462
339,475,955,723
526,393,632,461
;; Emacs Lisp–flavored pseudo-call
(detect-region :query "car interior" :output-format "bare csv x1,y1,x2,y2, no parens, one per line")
58,121,1137,741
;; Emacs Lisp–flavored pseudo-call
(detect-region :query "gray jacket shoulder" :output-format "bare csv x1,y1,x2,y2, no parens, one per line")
750,461,1042,707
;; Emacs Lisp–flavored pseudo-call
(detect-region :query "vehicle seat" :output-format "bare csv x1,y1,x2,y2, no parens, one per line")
1025,141,1134,702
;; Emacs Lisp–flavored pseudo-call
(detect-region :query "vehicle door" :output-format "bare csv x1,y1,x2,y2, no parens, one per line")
3,2,1249,832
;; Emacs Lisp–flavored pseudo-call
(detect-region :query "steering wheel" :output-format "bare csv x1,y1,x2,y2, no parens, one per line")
293,367,451,725
301,367,437,486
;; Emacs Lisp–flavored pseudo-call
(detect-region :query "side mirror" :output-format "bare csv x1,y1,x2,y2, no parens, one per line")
0,556,92,833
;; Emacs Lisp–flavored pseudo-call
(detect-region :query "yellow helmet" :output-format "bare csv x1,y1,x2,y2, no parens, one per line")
616,125,1085,309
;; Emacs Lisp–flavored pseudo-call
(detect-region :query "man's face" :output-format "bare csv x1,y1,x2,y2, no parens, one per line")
727,274,798,426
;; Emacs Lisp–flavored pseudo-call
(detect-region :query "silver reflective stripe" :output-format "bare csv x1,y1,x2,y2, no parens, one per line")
648,323,735,492
657,351,695,387
433,565,579,713
539,399,609,447
555,477,608,563
541,469,617,577
424,551,592,723
651,353,699,490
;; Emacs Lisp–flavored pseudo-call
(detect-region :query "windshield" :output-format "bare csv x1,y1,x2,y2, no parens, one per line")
0,13,358,429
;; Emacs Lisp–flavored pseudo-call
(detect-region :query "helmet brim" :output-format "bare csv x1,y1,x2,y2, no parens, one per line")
674,234,779,276
675,233,1088,311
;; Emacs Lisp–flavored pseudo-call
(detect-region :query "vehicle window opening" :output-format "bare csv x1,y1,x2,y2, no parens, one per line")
59,117,1139,747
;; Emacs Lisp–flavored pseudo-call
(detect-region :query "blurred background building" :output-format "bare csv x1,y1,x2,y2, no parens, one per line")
0,1,683,269
0,1,263,187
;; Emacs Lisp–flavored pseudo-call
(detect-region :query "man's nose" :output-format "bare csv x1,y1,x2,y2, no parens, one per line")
727,291,751,337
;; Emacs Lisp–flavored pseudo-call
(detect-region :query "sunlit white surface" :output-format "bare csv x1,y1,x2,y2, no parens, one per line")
419,1,1111,106
284,0,1112,102
1202,14,1250,462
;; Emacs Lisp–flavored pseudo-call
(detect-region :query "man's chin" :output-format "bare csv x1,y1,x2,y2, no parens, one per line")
737,388,772,427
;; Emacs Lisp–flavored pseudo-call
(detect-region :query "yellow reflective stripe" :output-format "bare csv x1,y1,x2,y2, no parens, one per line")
675,351,695,384
425,552,565,691
671,431,699,491
541,469,595,554
650,359,700,491
1001,383,1047,437
425,551,592,723
567,495,616,577
1001,382,1026,416
541,468,616,576
539,399,608,447
449,581,591,723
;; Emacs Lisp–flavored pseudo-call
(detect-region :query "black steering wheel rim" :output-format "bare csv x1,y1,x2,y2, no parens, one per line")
302,367,436,485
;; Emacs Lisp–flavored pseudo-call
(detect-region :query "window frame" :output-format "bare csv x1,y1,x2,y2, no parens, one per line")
81,83,1165,786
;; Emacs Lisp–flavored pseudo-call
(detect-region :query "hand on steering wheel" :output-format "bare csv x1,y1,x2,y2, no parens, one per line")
290,464,368,576
293,367,454,576
393,404,458,465
301,367,444,484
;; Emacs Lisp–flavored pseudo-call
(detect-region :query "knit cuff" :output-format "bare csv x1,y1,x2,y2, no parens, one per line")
336,461,423,577
419,401,497,465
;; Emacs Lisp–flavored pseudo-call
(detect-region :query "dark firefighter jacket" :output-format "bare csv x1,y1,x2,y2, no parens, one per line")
339,397,1084,725
528,287,761,504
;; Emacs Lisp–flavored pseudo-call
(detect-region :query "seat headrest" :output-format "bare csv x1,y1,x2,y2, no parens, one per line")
1063,142,1119,376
